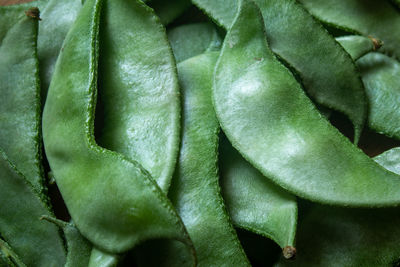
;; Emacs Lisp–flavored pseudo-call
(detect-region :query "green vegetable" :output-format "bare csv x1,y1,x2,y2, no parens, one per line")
193,0,367,142
213,0,400,207
299,0,400,59
0,238,26,267
0,151,66,266
166,52,250,266
336,35,381,61
168,22,222,63
357,52,400,140
276,148,400,266
42,0,195,257
0,5,44,195
220,136,297,257
95,0,181,193
38,0,83,98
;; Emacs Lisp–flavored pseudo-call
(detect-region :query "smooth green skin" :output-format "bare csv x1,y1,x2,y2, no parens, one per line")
336,35,376,61
219,136,297,250
38,0,83,99
276,149,400,267
357,53,400,140
95,0,180,193
0,8,44,195
0,151,66,266
192,0,367,142
299,0,400,60
0,238,26,267
42,0,194,256
149,0,191,25
168,22,222,63
88,248,119,267
214,0,400,207
162,52,249,266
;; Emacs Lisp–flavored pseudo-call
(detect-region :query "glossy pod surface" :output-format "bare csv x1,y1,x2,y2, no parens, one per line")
357,53,400,140
193,0,367,142
42,0,194,255
277,148,400,266
95,0,181,192
165,52,249,266
299,0,400,59
0,6,44,194
0,151,66,266
220,136,297,252
214,0,400,207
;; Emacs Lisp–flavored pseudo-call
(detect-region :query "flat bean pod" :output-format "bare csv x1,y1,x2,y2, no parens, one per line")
193,0,367,142
158,52,250,266
299,0,400,59
168,22,221,63
95,0,181,192
0,6,44,195
0,151,66,266
214,0,400,207
276,149,400,266
336,35,380,61
38,0,83,98
42,0,194,256
88,248,120,267
357,53,400,140
219,136,297,258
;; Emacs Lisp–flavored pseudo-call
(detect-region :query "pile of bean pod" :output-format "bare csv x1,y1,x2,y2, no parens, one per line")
2,0,400,266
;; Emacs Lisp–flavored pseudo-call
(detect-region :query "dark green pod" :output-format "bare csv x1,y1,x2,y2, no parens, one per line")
42,0,194,256
213,0,400,207
193,0,367,142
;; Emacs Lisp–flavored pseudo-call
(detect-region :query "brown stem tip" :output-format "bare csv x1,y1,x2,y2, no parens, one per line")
368,36,383,50
283,246,296,260
25,7,41,20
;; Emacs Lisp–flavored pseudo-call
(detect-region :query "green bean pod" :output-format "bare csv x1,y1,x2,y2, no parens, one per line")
0,6,44,195
357,53,400,140
168,22,222,63
38,0,83,98
276,149,400,266
336,35,381,61
193,0,367,142
164,52,250,266
299,0,400,59
42,0,194,256
219,136,297,258
214,0,400,207
95,0,181,192
0,151,66,266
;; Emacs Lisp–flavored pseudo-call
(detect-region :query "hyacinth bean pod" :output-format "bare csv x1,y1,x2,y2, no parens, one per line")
335,35,381,61
42,0,195,257
168,22,222,63
219,136,297,258
38,0,83,98
150,0,191,25
88,248,120,267
193,0,367,142
0,151,66,266
214,0,400,207
159,52,250,266
0,6,44,195
299,0,400,59
276,148,400,266
95,0,181,193
357,53,400,140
